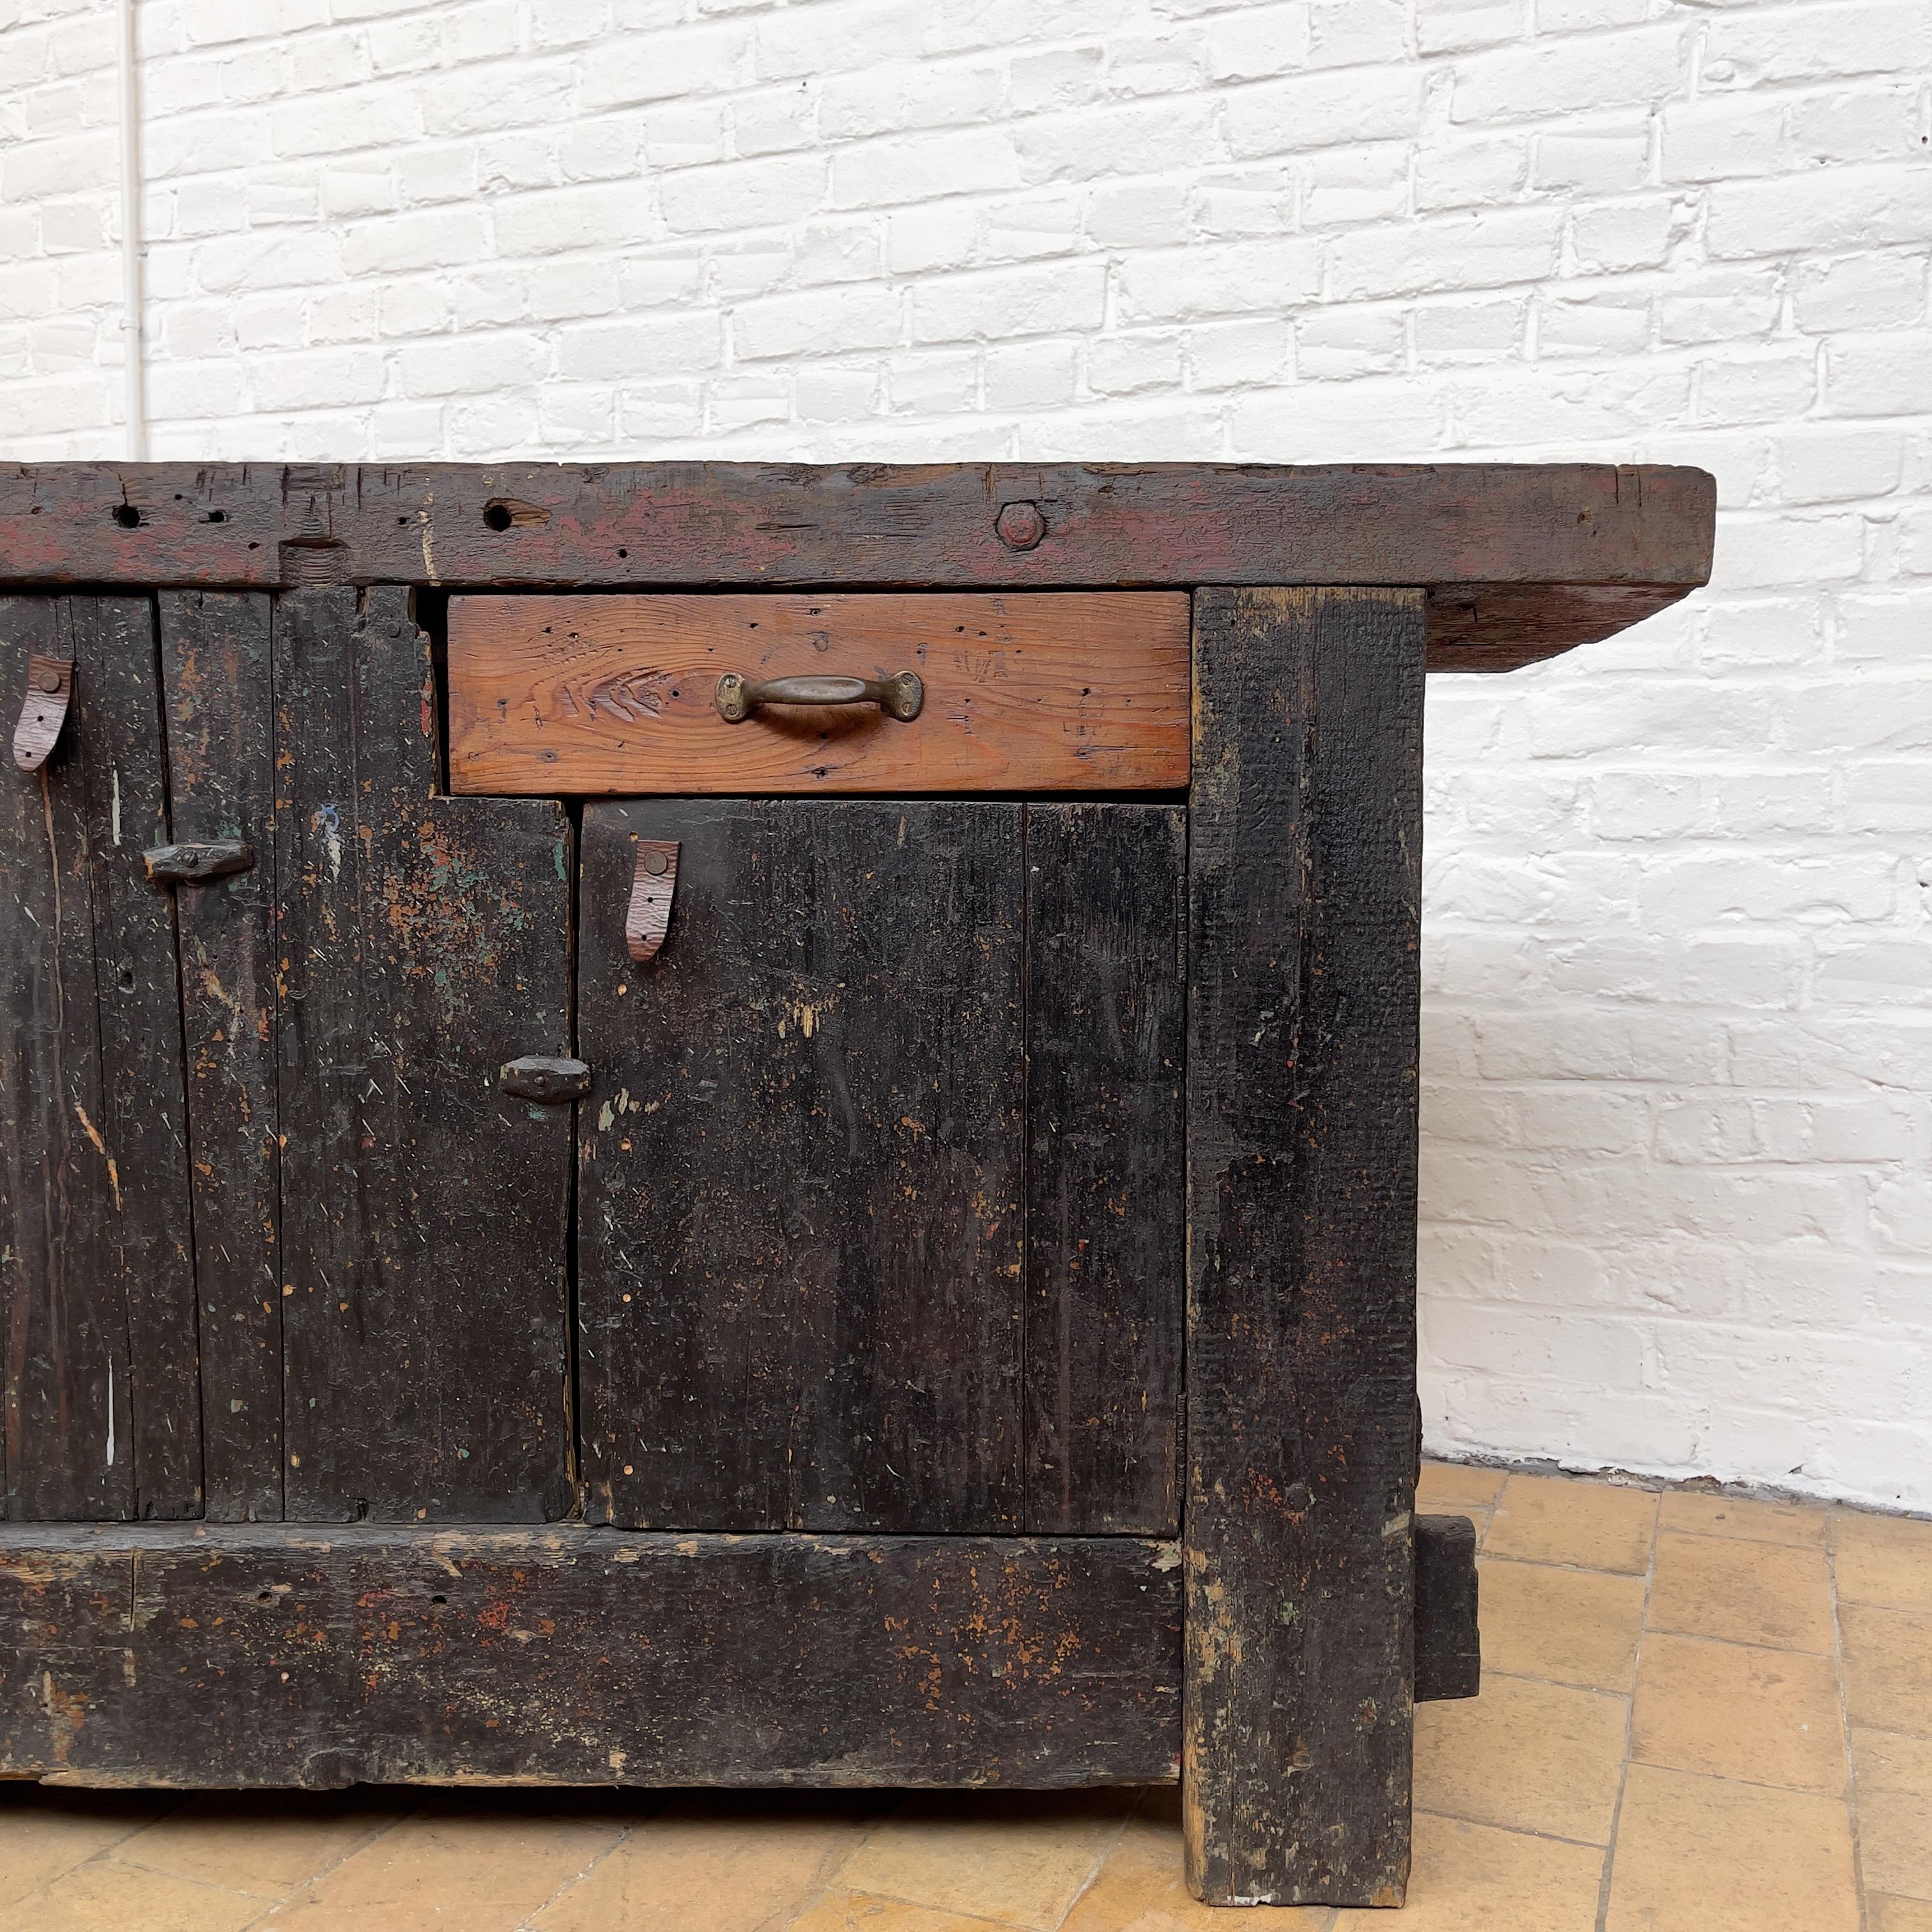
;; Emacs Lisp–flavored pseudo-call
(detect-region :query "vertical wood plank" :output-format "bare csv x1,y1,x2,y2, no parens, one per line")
275,587,574,1524
1183,586,1425,1907
1023,803,1186,1537
0,595,110,1519
578,799,1025,1533
75,597,203,1521
159,592,283,1522
1,595,199,1521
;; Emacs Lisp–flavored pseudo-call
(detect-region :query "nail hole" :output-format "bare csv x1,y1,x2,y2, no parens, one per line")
112,504,141,528
206,509,226,523
256,1591,273,1604
482,503,513,532
431,1593,447,1606
617,547,628,558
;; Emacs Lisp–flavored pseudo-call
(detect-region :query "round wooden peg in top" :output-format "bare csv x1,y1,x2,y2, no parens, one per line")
994,501,1046,551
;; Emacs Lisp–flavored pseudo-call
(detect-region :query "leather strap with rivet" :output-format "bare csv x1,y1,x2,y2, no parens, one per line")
625,839,680,963
13,655,73,773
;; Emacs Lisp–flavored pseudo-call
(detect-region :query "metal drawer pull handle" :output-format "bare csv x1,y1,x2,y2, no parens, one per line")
715,670,923,724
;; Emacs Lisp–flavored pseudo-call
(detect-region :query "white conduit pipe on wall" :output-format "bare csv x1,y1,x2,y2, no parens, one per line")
116,0,147,461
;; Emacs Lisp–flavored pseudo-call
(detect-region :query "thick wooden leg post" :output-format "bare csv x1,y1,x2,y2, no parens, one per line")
1184,587,1427,1906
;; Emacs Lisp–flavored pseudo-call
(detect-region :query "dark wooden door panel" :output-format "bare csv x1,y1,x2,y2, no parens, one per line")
274,588,574,1523
1,594,200,1522
158,592,284,1522
578,799,1025,1533
1025,804,1186,1536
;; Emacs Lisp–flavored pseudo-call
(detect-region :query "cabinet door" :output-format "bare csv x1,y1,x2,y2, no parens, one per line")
1,595,200,1521
271,589,577,1522
576,798,1187,1537
154,587,578,1524
578,799,1027,1532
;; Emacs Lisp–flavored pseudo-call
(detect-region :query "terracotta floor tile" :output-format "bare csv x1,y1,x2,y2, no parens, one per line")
1853,1730,1932,1903
1335,1813,1602,1931
531,1797,875,1932
1414,1672,1628,1844
827,1793,1131,1932
1871,1897,1932,1931
1476,1557,1646,1692
258,1804,626,1931
1843,1606,1932,1735
1647,1531,1836,1653
0,1790,176,1908
1052,1808,1331,1926
1834,1509,1932,1613
1658,1491,1827,1548
111,1791,404,1901
1483,1473,1658,1575
1606,1763,1859,1932
788,1893,1037,1931
1632,1632,1846,1795
0,1859,263,1932
1418,1462,1507,1513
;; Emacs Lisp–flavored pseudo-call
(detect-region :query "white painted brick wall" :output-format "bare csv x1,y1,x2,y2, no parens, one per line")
4,0,1929,1509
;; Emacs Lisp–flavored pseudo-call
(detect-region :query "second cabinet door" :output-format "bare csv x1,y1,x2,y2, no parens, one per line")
578,799,1185,1536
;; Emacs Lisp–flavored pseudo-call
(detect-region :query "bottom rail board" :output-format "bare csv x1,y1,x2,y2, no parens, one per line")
1,1527,1182,1790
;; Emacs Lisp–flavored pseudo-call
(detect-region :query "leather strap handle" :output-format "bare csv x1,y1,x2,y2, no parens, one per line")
13,655,73,773
626,839,679,963
715,670,923,724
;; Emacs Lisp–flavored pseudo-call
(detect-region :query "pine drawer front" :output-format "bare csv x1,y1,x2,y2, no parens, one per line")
446,592,1192,795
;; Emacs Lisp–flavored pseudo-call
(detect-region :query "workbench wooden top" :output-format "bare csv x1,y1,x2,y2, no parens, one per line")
0,460,1713,671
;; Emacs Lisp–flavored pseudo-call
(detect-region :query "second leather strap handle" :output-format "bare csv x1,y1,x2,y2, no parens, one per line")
626,839,680,964
715,670,923,724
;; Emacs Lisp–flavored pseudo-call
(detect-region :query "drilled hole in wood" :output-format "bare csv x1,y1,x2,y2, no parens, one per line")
206,509,226,523
483,503,514,532
112,504,141,528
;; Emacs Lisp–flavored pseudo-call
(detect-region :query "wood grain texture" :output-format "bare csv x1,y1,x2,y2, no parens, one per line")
0,463,1714,669
577,799,1025,1533
273,586,575,1524
446,593,1192,795
158,592,284,1523
1024,804,1186,1537
1,595,201,1524
1183,587,1425,1908
0,1522,1183,1790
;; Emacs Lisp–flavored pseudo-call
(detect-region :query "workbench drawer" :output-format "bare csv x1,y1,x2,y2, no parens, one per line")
445,592,1192,795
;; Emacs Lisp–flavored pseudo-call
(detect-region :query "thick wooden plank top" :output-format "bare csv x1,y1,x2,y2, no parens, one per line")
0,462,1713,671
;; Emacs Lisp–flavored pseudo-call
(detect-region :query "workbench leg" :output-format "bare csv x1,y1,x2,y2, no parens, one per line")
1183,586,1426,1906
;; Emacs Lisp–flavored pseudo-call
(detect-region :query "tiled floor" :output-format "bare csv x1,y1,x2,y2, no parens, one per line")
3,1464,1928,1929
